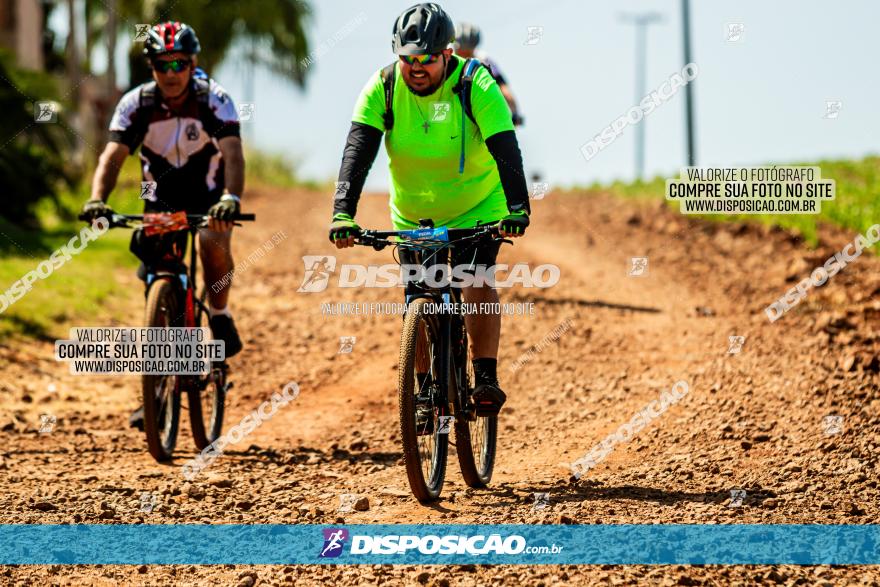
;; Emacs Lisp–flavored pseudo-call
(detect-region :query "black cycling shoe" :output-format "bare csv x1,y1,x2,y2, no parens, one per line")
129,405,145,431
472,382,507,417
209,314,243,358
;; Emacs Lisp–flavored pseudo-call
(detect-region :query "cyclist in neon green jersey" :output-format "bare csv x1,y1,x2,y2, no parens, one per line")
328,3,531,416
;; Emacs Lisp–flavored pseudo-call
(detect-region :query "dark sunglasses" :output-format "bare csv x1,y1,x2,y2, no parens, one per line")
152,58,191,73
400,53,442,66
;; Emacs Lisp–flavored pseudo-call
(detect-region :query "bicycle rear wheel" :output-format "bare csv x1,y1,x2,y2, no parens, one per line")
453,328,497,487
142,278,181,462
398,297,448,502
188,297,226,450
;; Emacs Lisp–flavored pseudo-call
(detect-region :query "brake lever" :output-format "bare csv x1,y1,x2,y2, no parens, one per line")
360,235,389,251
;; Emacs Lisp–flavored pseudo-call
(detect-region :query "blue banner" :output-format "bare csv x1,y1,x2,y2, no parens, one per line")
1,525,879,565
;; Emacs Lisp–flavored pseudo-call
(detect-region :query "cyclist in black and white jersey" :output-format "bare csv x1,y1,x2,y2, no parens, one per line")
80,22,246,428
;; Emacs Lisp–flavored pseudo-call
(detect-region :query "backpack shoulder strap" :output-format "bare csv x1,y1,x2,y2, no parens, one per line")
452,57,481,127
139,81,158,109
380,62,397,131
193,77,211,104
452,58,484,174
128,81,158,149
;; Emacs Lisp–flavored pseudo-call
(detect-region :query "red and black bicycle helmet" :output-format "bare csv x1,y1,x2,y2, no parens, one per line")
392,3,455,56
143,21,201,57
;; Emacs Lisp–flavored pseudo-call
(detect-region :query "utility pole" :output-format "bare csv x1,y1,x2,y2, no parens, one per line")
620,12,662,181
682,0,696,166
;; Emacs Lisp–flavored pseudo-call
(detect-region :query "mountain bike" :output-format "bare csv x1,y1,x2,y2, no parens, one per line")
355,220,510,502
78,210,255,462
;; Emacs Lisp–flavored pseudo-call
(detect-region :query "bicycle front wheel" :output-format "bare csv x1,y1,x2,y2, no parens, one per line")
142,277,181,462
398,297,448,502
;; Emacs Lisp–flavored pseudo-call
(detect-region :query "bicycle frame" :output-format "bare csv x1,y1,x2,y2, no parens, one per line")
152,226,209,326
92,211,255,383
78,209,254,461
357,222,506,419
403,244,455,418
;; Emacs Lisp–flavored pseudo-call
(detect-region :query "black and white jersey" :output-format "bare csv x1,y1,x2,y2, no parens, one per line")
108,77,240,212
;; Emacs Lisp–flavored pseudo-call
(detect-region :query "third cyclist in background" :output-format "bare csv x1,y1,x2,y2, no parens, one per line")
454,22,523,126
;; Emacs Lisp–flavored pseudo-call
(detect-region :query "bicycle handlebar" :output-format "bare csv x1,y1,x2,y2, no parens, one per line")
77,212,256,227
354,224,505,251
363,225,498,240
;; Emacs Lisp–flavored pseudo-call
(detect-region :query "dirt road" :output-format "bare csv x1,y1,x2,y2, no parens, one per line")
2,185,879,585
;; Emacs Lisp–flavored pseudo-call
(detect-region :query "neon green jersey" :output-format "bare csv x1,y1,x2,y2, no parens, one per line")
352,55,515,230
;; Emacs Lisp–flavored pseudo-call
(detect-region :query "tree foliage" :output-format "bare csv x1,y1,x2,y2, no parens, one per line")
0,50,76,225
121,0,312,88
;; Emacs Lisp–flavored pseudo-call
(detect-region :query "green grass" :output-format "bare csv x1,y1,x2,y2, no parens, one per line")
583,155,880,246
0,149,314,341
0,157,144,341
0,230,138,340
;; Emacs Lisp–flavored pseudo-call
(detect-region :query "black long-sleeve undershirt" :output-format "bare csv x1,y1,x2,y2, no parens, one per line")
333,124,530,218
484,130,530,215
333,122,383,218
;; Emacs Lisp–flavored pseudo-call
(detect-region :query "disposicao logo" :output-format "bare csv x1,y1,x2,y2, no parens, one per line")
319,528,349,558
317,528,563,558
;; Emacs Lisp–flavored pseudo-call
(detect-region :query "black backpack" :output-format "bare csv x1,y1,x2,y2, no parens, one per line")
381,57,483,173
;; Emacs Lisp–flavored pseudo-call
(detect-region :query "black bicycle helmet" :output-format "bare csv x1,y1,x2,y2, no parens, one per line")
143,21,201,57
392,3,455,55
454,22,481,51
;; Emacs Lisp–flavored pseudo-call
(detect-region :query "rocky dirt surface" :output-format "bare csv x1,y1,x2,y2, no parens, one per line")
1,185,879,585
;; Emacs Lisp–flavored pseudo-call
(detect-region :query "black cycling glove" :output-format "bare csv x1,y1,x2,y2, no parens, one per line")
329,213,361,243
81,199,113,222
499,210,529,235
208,195,240,221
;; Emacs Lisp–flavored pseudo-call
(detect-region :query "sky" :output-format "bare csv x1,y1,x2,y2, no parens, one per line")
59,0,880,190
